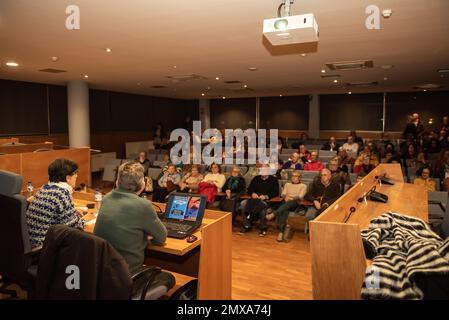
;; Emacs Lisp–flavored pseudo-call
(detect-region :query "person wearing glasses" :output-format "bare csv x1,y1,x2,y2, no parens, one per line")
26,158,85,248
304,168,341,232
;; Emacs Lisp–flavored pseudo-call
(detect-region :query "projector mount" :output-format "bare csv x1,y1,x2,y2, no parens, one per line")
278,0,294,18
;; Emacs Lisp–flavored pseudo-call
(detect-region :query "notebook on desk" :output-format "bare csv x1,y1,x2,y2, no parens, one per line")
161,193,207,239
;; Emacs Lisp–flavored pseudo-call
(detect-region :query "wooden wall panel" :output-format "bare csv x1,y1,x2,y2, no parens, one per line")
21,148,91,190
260,95,309,130
0,154,21,174
0,142,53,154
210,98,256,129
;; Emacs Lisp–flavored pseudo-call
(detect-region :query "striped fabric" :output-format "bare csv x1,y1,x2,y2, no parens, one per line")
26,183,84,248
361,212,449,299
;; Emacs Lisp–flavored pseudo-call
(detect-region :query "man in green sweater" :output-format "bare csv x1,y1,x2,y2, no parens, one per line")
94,161,175,296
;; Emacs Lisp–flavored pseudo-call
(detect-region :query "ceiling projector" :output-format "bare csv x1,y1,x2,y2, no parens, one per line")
263,13,319,46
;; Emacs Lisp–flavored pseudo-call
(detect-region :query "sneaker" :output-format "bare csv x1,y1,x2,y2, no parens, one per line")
265,212,276,221
277,232,284,242
238,227,249,235
259,230,267,237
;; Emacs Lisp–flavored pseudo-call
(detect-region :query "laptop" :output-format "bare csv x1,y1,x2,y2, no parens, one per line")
161,193,207,239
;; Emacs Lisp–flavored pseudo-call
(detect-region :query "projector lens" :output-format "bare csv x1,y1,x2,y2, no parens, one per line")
274,19,288,30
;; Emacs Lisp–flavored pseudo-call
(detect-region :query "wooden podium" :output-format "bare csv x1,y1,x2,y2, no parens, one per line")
309,163,428,300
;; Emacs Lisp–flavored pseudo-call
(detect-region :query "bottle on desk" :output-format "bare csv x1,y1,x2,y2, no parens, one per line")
95,188,103,209
26,181,34,197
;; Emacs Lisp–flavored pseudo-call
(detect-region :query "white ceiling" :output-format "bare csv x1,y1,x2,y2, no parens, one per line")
0,0,448,99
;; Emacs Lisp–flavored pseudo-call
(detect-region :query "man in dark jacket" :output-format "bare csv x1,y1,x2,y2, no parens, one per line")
304,168,341,230
220,166,246,223
239,165,279,236
321,136,340,152
403,113,425,140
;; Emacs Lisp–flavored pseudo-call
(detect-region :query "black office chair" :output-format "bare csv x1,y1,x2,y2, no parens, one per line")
429,192,449,239
0,170,40,299
35,225,173,300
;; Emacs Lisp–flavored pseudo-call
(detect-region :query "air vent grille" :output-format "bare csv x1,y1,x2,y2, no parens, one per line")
346,81,379,87
326,60,373,71
39,68,67,73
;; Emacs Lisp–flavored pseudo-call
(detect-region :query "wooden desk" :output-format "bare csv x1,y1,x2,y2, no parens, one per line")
309,163,428,300
0,142,53,154
77,195,232,300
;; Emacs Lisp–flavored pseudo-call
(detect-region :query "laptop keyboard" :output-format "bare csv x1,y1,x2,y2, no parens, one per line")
164,221,191,232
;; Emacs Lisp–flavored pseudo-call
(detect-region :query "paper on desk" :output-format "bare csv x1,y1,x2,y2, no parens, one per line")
85,218,97,225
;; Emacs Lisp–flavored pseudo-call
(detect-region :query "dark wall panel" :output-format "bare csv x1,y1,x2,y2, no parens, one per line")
210,98,256,129
48,85,68,134
260,96,309,130
90,89,112,132
385,91,449,131
0,79,48,135
320,93,383,131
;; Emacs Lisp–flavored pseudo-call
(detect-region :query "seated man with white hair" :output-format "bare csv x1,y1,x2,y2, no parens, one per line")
94,161,175,296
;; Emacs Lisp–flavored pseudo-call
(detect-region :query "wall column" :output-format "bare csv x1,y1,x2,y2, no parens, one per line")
199,99,210,129
308,94,320,139
67,81,90,147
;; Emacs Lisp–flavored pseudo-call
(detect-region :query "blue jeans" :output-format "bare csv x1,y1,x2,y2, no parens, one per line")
273,200,300,232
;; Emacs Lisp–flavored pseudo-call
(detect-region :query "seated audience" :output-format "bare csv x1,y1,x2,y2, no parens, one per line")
266,171,307,241
277,137,284,154
275,159,287,180
93,161,175,292
153,123,166,150
413,166,436,192
338,148,355,167
437,156,449,191
416,151,432,172
380,142,399,159
354,154,375,177
303,151,324,171
153,163,181,202
383,151,401,164
199,163,226,204
298,144,311,163
136,151,150,176
239,165,279,236
439,115,449,132
321,136,340,152
402,143,418,167
304,169,341,228
283,152,303,170
435,149,449,173
350,130,364,150
354,147,379,167
220,166,246,222
26,159,84,248
245,160,262,178
403,112,425,140
342,135,359,155
179,165,203,193
328,158,350,194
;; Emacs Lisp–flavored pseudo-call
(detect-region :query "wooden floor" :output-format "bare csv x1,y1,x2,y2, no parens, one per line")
230,224,312,300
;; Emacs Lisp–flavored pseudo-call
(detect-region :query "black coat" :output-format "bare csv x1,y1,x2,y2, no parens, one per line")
36,225,132,300
247,175,279,199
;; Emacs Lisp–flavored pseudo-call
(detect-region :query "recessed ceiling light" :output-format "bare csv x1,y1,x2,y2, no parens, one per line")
243,84,248,88
105,48,112,53
348,92,352,95
222,96,226,99
137,82,142,86
201,93,205,96
333,79,338,83
173,65,177,69
279,94,283,97
423,89,427,92
6,61,19,67
384,77,388,81
321,69,326,73
215,77,220,80
51,56,58,62
301,53,307,57
248,67,258,71
379,65,394,70
84,74,89,78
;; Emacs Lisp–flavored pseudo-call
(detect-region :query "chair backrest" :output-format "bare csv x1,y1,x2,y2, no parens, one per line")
300,170,320,182
319,150,337,158
152,160,167,168
102,164,119,183
0,170,32,279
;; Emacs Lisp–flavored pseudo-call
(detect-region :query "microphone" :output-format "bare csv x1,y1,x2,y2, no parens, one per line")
344,206,357,223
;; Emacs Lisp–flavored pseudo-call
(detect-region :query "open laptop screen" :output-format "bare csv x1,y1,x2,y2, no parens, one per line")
165,193,206,223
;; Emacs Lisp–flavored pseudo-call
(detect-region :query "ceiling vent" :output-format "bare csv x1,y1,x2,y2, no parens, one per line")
39,68,67,73
414,84,443,90
321,74,340,79
224,80,242,84
346,81,379,87
326,60,374,71
166,74,207,83
150,85,167,89
226,87,254,92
